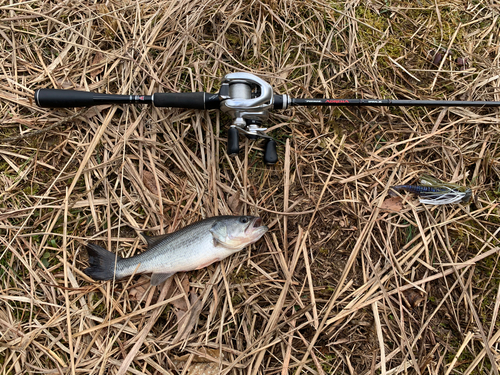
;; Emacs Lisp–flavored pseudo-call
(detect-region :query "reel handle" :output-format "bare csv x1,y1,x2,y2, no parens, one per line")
227,126,240,155
263,139,278,165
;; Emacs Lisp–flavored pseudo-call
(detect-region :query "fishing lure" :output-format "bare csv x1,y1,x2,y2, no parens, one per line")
390,175,472,205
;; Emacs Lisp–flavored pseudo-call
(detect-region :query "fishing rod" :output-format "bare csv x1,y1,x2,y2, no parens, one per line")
35,72,500,165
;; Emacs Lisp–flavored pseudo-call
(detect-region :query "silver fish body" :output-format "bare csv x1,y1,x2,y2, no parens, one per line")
84,216,268,285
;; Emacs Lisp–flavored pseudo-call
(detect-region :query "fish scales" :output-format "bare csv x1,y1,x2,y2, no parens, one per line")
117,218,221,277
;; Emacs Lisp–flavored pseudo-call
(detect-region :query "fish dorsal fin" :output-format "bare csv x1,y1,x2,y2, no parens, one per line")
141,232,173,248
150,272,175,286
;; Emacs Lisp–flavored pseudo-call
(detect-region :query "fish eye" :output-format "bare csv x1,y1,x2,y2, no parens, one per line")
239,217,249,224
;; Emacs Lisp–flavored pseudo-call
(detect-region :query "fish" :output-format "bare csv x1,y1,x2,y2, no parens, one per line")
390,175,472,205
84,215,268,286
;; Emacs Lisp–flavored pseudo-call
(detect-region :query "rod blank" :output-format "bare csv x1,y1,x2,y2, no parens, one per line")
291,98,500,107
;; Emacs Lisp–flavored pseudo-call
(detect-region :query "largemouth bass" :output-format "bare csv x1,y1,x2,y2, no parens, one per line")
84,215,268,286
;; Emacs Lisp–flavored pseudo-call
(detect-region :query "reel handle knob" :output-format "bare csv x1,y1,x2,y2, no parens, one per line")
263,139,278,165
227,126,240,155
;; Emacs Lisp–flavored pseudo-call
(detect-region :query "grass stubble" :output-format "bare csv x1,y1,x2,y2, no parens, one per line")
0,0,500,374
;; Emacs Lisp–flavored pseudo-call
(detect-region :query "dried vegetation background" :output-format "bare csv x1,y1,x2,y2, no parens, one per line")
1,0,500,374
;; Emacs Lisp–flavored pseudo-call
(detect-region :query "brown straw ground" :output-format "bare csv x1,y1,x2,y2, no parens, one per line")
1,1,500,374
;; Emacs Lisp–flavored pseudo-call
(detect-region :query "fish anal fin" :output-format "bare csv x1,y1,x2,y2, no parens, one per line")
141,232,172,248
150,272,175,286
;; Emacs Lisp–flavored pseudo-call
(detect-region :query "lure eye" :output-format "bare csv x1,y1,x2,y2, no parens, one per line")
239,217,249,224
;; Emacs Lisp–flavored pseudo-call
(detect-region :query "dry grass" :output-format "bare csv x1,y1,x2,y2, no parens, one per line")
1,0,500,374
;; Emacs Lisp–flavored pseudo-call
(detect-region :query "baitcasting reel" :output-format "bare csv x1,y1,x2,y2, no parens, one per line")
219,72,289,165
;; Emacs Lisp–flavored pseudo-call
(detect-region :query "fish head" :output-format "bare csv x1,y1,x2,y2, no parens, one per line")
209,216,268,251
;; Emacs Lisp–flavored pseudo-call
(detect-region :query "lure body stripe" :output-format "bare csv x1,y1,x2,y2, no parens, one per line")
391,185,448,194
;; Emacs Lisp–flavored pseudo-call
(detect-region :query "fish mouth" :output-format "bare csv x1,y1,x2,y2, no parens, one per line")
247,217,268,235
253,217,262,227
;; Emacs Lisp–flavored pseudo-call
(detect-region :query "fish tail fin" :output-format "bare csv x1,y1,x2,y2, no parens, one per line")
84,243,121,281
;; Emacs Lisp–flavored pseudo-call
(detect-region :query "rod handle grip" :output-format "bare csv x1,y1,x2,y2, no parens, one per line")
35,89,96,107
153,92,220,109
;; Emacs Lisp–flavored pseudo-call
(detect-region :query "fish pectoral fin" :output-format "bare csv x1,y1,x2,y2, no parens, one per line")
150,272,175,286
210,221,227,246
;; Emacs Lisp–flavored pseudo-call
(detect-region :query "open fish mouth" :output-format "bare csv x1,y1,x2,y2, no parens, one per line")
246,217,268,236
253,217,263,227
